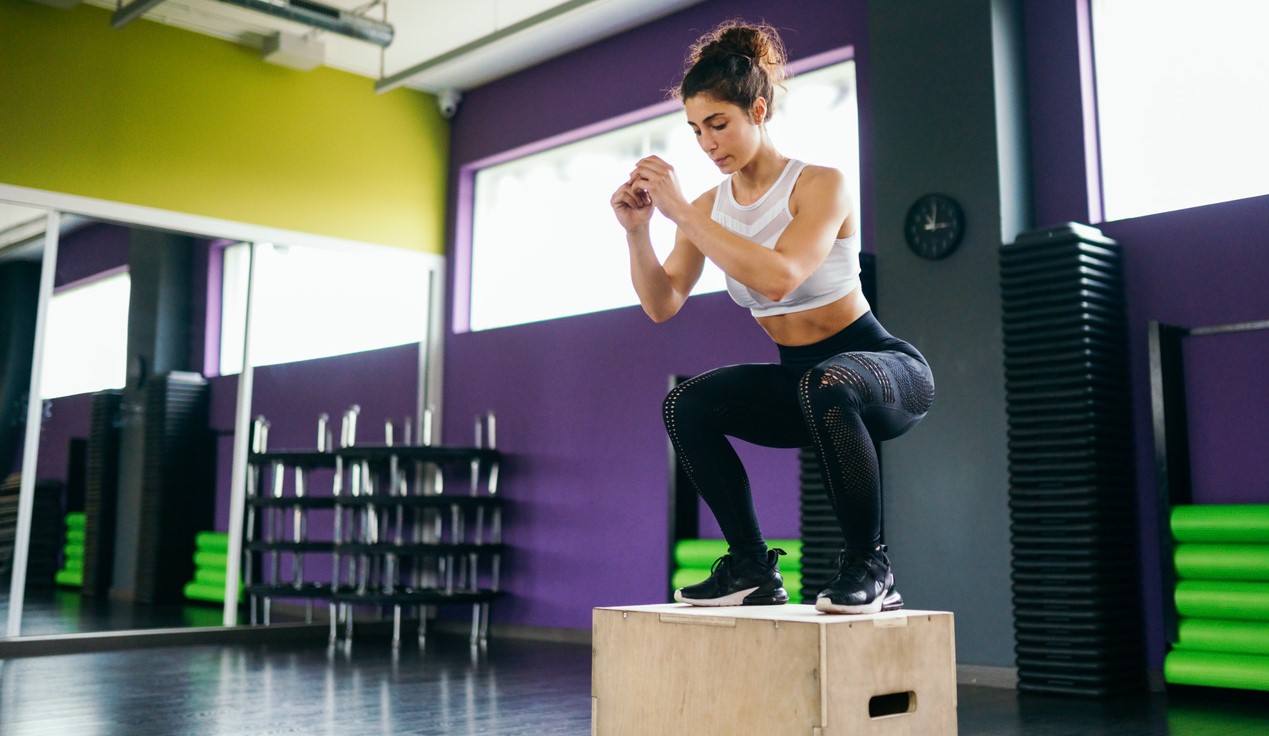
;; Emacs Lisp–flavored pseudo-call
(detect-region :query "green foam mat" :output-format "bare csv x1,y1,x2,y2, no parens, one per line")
1172,505,1269,544
670,568,803,604
673,539,802,569
65,528,86,545
1175,544,1269,581
195,531,231,553
194,551,229,570
64,512,86,530
1176,618,1269,656
62,543,84,560
195,567,228,586
62,557,83,572
183,581,243,604
55,569,83,587
1164,649,1269,691
1175,581,1269,621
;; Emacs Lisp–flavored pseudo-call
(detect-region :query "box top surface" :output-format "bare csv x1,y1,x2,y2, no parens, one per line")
595,603,951,626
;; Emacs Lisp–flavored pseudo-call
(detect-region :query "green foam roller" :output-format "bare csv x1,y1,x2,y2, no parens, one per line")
1172,505,1269,544
62,557,83,572
64,512,86,529
783,572,803,604
672,567,711,591
195,531,231,553
771,540,802,568
65,528,86,545
669,569,804,604
55,569,83,587
184,581,243,604
62,543,84,559
674,539,728,568
1176,581,1269,621
1165,649,1269,691
194,551,229,570
1175,544,1269,581
195,567,228,586
673,539,802,569
1176,618,1269,656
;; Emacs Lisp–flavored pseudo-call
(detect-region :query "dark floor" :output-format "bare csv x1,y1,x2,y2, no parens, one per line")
3,632,1269,735
2,588,241,637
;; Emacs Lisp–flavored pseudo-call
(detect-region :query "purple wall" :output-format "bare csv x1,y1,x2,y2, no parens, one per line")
54,222,129,290
444,0,868,630
1106,198,1269,668
208,342,421,532
446,0,1269,662
1025,0,1269,669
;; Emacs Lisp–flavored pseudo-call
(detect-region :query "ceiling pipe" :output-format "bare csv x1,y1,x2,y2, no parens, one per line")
113,0,393,47
375,0,606,94
215,0,393,47
110,0,168,28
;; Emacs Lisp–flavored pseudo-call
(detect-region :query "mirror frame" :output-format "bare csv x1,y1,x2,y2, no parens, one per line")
1,182,447,641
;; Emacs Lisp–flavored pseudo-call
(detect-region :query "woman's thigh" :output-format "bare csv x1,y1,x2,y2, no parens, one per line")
669,363,809,449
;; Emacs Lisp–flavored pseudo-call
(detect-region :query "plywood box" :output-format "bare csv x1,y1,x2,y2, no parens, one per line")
592,603,956,736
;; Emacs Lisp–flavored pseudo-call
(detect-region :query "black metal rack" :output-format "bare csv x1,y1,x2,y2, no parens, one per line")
1149,317,1269,652
243,411,504,647
1002,223,1145,696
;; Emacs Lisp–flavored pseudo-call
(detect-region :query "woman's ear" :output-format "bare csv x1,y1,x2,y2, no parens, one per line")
751,97,769,124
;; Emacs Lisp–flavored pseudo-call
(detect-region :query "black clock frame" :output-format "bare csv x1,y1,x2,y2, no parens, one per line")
904,193,965,260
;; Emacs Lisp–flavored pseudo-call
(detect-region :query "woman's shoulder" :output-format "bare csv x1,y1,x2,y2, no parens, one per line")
793,162,846,187
691,183,721,210
789,162,852,220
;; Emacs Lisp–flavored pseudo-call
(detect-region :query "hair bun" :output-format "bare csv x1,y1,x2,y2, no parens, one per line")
676,19,788,121
692,19,786,76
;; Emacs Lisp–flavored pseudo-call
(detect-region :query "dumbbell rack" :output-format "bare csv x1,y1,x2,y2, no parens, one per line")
242,410,503,646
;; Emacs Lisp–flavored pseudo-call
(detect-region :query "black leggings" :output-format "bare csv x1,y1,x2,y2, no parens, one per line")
663,312,934,557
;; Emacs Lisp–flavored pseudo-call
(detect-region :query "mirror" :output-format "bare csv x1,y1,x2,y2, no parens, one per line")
0,192,443,642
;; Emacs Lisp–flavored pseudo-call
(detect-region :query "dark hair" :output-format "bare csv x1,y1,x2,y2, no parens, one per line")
677,19,788,123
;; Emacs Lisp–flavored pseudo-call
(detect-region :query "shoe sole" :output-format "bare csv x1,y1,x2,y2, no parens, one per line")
814,589,904,615
675,586,789,607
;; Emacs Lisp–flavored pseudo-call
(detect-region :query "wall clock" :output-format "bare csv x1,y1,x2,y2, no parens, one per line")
904,193,965,260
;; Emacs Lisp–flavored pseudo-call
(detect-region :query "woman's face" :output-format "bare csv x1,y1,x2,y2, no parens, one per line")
684,94,765,174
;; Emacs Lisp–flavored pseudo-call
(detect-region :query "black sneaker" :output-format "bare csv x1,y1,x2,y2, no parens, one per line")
814,545,905,615
675,548,789,606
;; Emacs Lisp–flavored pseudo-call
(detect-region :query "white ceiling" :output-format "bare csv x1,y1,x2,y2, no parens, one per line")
78,0,705,93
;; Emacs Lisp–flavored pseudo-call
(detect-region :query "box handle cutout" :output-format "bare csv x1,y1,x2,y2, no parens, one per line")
869,691,916,718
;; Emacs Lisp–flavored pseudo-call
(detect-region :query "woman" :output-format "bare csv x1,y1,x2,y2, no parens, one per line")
610,20,934,614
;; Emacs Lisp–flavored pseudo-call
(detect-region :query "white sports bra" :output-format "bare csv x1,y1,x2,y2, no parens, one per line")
711,159,861,318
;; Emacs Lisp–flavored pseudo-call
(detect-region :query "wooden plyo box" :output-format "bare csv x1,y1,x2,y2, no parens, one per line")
592,604,956,736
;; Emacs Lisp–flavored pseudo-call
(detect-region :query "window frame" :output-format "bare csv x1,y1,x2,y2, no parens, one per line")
1088,0,1269,221
39,267,131,400
454,46,857,334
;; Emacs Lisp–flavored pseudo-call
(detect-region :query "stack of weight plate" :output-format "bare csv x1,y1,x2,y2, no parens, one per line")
0,473,17,583
135,372,212,605
82,390,122,597
799,447,839,603
1001,223,1145,696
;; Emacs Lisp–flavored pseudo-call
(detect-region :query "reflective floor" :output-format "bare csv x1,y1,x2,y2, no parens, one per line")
1,587,247,637
3,633,1269,735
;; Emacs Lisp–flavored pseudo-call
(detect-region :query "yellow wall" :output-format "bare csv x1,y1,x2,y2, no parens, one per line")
0,2,447,253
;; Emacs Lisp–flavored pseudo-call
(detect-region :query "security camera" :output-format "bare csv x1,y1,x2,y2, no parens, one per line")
438,89,462,119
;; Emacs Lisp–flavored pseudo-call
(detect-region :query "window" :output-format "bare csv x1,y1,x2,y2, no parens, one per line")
40,272,130,399
219,242,431,375
1092,0,1269,220
467,59,860,331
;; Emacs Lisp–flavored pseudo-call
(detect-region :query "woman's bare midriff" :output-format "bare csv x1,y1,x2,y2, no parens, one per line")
756,287,872,347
